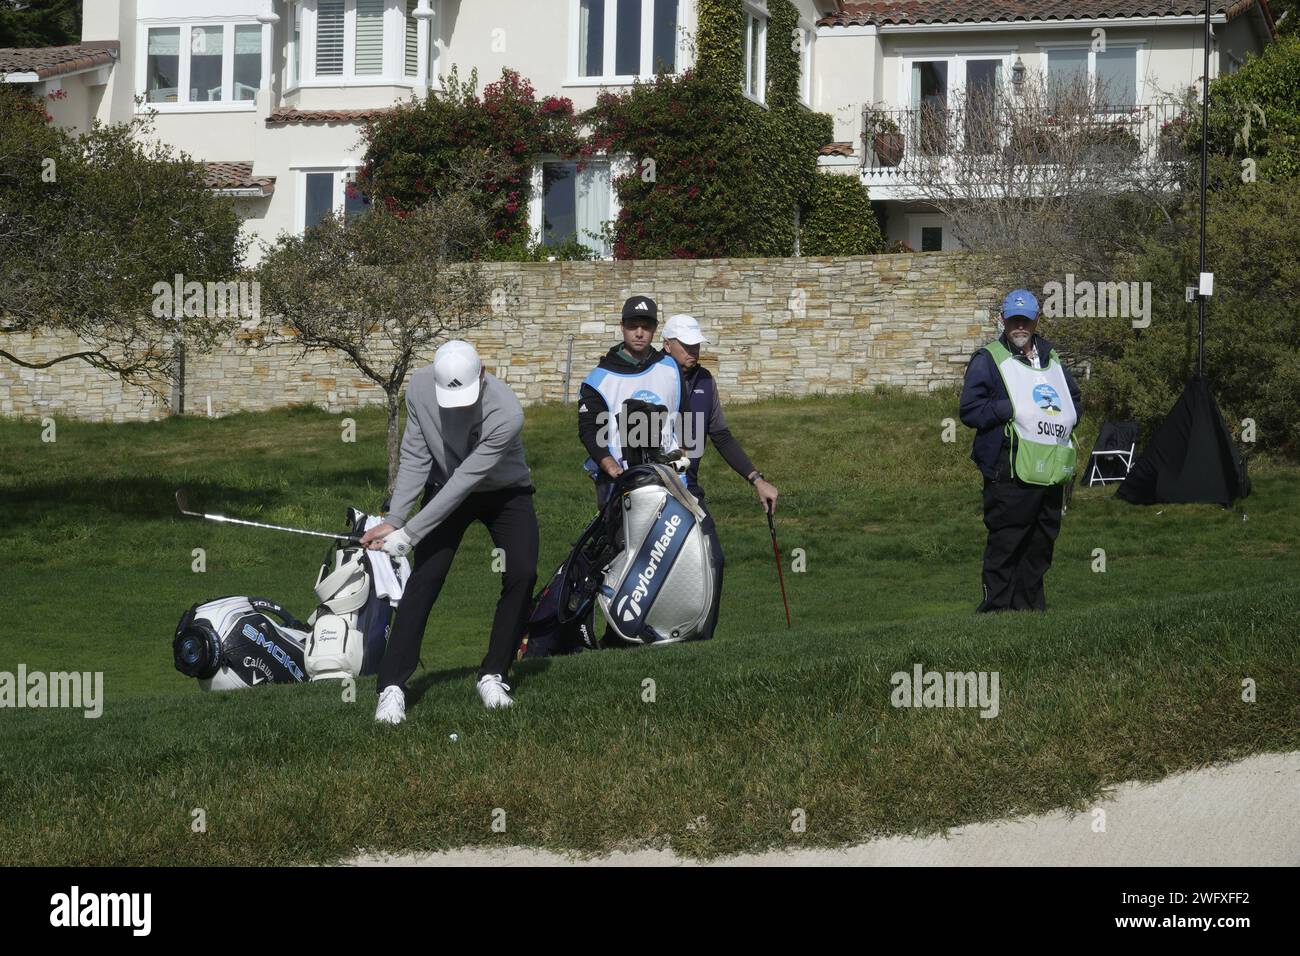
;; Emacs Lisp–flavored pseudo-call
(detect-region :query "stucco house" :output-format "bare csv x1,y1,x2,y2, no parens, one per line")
0,0,1277,260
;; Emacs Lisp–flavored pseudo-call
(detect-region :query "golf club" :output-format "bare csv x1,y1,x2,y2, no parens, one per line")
175,489,365,543
766,504,792,628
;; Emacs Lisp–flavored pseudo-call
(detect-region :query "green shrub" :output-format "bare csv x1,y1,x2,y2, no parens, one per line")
801,174,885,256
1056,174,1300,458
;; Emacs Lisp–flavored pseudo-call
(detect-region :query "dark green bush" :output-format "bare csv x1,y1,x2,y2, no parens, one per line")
801,173,885,256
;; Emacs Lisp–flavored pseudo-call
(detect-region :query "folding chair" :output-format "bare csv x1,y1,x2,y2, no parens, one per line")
1084,421,1139,487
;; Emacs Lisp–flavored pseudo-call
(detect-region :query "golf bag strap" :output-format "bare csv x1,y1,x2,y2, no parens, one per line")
248,597,309,632
314,554,365,604
648,463,707,521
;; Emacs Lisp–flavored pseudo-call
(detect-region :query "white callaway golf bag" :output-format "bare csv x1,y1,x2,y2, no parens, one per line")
173,508,409,690
302,512,408,681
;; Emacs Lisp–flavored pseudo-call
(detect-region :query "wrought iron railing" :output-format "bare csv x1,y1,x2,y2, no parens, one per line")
860,101,1194,179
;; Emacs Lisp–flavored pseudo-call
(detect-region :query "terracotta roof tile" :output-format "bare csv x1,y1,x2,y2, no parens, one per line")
819,142,857,156
266,107,394,127
0,41,119,80
817,1,1269,27
203,161,276,197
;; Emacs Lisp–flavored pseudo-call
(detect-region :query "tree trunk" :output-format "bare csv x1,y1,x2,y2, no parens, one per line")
385,388,401,504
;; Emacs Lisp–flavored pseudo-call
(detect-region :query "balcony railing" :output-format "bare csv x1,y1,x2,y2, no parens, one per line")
860,101,1193,181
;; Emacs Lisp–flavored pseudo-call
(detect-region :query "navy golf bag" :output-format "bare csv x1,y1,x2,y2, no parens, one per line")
173,596,310,690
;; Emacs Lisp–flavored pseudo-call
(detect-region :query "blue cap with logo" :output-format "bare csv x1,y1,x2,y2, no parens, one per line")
1002,289,1039,320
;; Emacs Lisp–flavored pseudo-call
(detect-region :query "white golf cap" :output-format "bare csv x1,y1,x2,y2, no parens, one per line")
432,340,482,408
662,313,709,346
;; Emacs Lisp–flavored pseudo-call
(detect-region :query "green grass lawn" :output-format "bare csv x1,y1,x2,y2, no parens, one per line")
0,391,1296,864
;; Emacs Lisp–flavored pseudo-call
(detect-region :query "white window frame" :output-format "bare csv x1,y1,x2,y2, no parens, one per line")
1037,40,1148,112
529,155,619,259
136,19,261,113
288,2,303,90
294,0,429,89
897,49,1016,111
566,0,686,87
294,165,366,233
742,3,767,105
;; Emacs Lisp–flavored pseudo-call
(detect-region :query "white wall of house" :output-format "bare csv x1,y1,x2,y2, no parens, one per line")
26,1,1269,264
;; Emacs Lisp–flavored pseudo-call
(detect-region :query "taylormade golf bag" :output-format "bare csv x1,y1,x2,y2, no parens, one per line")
172,508,405,690
522,462,717,655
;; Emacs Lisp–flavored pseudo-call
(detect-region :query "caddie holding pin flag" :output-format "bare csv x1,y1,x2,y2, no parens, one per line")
362,340,539,721
960,290,1083,612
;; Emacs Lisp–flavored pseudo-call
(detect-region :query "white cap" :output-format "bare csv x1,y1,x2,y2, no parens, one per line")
432,340,482,408
662,313,709,346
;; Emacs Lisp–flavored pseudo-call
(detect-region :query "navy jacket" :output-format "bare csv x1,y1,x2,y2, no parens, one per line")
679,364,756,503
959,332,1083,481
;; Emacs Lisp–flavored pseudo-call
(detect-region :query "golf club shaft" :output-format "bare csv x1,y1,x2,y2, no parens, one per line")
176,491,364,542
767,509,792,628
187,512,364,542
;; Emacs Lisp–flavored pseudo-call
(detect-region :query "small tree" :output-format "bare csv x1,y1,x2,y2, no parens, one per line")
0,86,246,389
896,71,1188,338
254,169,500,493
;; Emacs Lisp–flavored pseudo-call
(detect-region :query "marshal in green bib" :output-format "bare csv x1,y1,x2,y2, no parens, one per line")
984,340,1078,486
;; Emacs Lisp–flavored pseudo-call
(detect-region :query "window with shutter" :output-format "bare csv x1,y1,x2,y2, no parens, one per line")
405,0,419,77
316,0,345,76
355,0,385,75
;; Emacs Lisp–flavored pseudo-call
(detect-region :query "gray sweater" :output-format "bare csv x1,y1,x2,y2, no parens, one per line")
384,369,532,544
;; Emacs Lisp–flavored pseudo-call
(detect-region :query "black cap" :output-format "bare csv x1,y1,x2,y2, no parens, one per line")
621,295,658,323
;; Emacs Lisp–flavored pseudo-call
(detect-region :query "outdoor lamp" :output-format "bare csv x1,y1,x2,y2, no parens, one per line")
1012,56,1026,92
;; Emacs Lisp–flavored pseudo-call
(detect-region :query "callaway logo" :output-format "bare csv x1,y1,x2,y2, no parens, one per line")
616,513,683,622
242,622,305,681
243,656,273,683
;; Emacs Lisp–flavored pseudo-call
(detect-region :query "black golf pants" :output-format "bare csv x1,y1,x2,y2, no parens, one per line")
377,485,538,691
978,473,1064,613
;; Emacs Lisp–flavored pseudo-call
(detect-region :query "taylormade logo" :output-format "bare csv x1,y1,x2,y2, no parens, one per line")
50,886,151,936
0,666,103,718
890,665,1000,719
618,513,683,621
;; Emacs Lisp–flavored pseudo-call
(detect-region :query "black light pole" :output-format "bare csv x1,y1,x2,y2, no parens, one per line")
1197,0,1211,377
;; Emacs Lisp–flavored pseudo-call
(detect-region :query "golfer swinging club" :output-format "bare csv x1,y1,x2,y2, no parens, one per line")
960,290,1082,612
363,340,538,721
661,313,778,640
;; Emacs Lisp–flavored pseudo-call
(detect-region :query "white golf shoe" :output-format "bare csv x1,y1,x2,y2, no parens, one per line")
476,673,514,709
374,685,406,724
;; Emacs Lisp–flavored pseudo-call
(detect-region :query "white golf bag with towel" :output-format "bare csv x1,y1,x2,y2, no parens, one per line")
172,503,410,690
521,399,718,656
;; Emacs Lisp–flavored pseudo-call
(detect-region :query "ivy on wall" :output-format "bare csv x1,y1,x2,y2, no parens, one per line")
356,68,586,256
590,0,836,258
